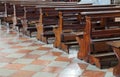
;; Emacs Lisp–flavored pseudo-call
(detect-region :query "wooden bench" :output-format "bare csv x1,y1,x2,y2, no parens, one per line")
36,3,93,43
0,2,5,16
6,3,14,16
107,41,120,77
0,2,6,29
76,10,120,68
23,6,39,37
36,7,58,43
14,4,24,32
54,6,120,53
5,3,14,29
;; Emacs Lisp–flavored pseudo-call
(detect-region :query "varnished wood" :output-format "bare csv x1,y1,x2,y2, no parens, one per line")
107,41,120,77
54,6,120,53
76,10,120,68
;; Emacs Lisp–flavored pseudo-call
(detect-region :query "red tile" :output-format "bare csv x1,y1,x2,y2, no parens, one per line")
81,70,105,77
17,49,32,53
4,64,26,70
9,31,17,34
55,57,72,62
23,54,40,59
7,42,17,44
32,59,51,65
42,66,62,73
37,47,52,51
29,43,42,46
0,57,16,63
11,46,24,49
45,52,62,56
18,38,31,42
18,37,29,41
11,70,35,77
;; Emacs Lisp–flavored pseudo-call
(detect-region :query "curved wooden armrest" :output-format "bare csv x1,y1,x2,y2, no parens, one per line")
52,25,58,28
72,32,84,36
107,41,120,48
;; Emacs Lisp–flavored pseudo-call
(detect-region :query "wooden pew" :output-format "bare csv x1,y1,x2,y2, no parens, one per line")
0,2,5,16
5,3,14,28
107,41,120,77
8,1,84,37
6,3,14,16
54,6,120,53
14,4,24,32
36,6,59,43
24,6,39,37
76,10,120,68
0,2,6,29
36,4,93,43
0,2,5,26
36,4,118,44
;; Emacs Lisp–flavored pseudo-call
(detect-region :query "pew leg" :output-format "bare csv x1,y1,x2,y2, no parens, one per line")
61,43,69,53
42,36,48,44
76,37,89,62
113,63,120,77
53,38,61,48
53,28,61,48
89,56,101,68
36,25,42,40
29,31,32,37
37,31,42,40
112,47,120,77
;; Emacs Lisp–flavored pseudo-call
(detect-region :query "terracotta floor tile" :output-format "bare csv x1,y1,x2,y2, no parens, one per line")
7,42,18,45
55,57,72,62
11,70,35,77
32,60,51,65
23,54,40,59
0,28,115,77
17,49,32,53
42,66,62,73
29,43,42,46
37,47,52,51
4,64,26,70
81,70,105,77
0,57,16,63
10,46,24,49
45,52,62,56
18,37,29,41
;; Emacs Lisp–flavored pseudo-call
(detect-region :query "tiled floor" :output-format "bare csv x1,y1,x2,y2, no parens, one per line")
0,26,115,77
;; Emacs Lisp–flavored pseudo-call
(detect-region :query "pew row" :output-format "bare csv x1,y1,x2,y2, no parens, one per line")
24,6,39,37
54,6,120,53
76,10,120,68
36,3,94,43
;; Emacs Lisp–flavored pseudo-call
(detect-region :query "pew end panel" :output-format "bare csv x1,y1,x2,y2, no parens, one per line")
77,11,120,68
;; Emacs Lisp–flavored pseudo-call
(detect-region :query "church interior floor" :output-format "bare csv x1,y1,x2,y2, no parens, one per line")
0,26,115,77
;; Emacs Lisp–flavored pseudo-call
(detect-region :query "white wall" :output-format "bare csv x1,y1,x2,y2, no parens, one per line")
97,0,111,5
78,0,111,5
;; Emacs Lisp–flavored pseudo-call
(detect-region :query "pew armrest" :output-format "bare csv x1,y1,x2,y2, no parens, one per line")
107,41,120,48
72,32,84,36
